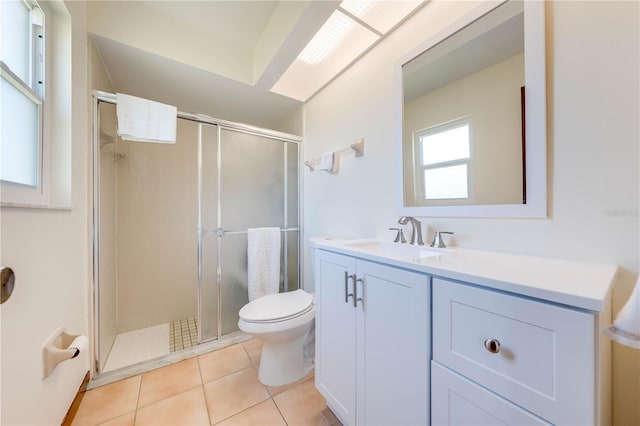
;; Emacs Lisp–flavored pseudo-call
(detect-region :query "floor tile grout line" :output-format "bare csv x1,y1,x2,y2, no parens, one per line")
240,341,258,370
136,380,204,411
210,394,274,425
196,357,214,426
203,344,277,425
82,340,326,426
200,356,256,387
271,393,290,426
133,374,142,425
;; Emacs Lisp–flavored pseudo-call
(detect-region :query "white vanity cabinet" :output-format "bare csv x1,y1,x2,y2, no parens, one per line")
431,363,552,426
314,249,430,426
312,238,615,426
431,278,602,425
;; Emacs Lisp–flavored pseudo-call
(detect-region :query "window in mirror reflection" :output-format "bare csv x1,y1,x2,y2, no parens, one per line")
416,118,470,202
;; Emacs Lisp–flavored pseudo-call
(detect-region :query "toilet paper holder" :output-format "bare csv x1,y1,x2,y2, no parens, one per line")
1,266,15,304
43,329,86,378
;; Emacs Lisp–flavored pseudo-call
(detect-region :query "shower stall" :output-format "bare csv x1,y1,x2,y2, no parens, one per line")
92,92,301,375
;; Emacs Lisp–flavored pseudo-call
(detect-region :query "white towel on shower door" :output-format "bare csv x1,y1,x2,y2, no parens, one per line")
116,93,177,143
247,227,281,302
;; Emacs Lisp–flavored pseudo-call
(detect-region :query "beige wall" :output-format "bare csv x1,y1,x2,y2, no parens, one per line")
0,1,90,424
303,1,639,424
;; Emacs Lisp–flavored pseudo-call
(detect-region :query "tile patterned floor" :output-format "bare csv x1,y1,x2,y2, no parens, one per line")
71,339,342,426
170,317,199,352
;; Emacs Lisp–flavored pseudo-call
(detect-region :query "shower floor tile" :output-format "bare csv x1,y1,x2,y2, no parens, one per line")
104,324,170,372
170,317,199,352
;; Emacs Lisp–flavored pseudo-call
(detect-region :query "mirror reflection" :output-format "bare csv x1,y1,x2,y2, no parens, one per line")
402,1,525,207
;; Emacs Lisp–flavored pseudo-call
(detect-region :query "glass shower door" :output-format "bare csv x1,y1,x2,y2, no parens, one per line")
198,125,300,341
220,129,297,334
219,128,287,335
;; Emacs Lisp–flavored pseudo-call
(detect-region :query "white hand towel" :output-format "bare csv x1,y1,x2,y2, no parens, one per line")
247,227,281,302
116,93,177,144
318,152,337,173
604,277,640,348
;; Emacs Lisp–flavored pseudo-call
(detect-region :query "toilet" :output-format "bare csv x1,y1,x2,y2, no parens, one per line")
238,289,315,386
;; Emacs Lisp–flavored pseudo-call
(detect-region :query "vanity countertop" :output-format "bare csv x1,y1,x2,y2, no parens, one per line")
310,237,618,312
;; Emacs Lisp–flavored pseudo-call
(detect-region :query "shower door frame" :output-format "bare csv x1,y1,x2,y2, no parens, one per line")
197,123,302,342
91,90,303,376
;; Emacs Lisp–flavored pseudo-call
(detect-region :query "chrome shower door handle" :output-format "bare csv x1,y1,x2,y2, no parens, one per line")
344,272,355,304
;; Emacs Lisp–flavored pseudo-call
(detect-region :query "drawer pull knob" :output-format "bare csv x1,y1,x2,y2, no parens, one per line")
484,338,501,354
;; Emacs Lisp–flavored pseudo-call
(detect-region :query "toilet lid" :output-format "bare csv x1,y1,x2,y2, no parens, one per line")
239,289,313,323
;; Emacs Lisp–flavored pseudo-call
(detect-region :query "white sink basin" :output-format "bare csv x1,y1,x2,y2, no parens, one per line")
343,240,451,260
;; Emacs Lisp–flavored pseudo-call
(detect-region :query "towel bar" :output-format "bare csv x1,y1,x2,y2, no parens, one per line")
305,138,364,171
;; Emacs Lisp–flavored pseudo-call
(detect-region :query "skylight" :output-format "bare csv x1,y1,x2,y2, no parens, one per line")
340,1,374,21
270,0,424,102
298,12,355,66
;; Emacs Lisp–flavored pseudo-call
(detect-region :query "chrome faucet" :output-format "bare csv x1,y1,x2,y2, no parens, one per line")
398,216,424,245
388,227,407,243
431,231,454,248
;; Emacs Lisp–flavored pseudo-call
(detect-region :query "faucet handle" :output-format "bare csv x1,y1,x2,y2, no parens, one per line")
430,231,454,248
388,228,407,244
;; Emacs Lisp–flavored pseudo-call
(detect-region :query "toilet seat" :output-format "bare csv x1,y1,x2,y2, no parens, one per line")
239,289,313,323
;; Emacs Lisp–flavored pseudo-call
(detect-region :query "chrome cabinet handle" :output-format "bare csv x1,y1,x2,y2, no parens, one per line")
351,274,358,308
355,277,364,310
484,338,501,354
344,272,355,304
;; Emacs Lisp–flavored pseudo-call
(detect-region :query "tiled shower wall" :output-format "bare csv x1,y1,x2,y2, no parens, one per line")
115,119,199,332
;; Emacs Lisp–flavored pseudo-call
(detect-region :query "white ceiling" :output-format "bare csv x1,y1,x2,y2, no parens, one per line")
88,0,337,133
88,1,426,133
92,34,303,131
139,1,279,49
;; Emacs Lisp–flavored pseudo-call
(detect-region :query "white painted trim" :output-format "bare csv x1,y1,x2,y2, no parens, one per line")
394,0,547,218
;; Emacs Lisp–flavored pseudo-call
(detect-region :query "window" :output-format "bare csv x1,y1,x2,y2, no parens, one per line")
414,117,471,204
1,0,45,188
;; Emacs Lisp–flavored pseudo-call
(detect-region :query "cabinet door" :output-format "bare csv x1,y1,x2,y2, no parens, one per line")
431,362,551,426
356,260,430,426
432,278,595,425
315,250,358,426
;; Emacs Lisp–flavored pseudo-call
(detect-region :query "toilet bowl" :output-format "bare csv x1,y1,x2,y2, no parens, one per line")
238,289,315,386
